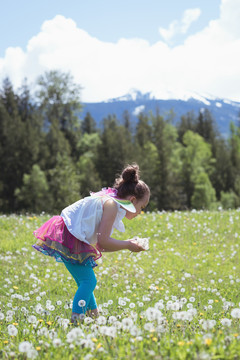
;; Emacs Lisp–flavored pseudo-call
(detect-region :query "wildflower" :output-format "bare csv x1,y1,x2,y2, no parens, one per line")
231,308,240,319
97,316,107,325
7,325,18,336
122,317,134,330
118,299,126,306
78,299,86,307
19,341,32,352
178,341,185,346
220,318,232,327
52,338,62,347
205,338,212,346
66,328,84,343
28,315,37,324
200,319,216,330
108,316,117,324
26,349,38,359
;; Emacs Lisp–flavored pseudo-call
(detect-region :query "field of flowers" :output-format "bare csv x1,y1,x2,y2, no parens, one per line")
0,210,240,359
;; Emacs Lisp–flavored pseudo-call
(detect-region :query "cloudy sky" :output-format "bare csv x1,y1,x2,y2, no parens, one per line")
0,0,240,102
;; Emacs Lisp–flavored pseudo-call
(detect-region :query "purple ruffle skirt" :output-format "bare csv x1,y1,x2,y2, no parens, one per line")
32,216,102,266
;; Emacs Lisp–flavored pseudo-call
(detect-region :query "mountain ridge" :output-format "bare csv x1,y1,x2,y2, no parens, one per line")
82,90,240,136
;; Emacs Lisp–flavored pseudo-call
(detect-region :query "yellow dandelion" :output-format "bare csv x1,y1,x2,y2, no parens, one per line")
38,319,44,322
36,347,41,351
152,337,158,342
13,286,18,290
193,242,197,245
205,338,212,346
92,338,98,342
96,343,102,349
46,321,52,325
215,300,219,303
178,341,185,346
4,341,8,344
177,324,181,328
200,313,204,316
12,323,18,326
233,333,239,337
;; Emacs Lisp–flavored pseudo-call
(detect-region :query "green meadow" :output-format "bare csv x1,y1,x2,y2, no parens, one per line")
0,210,240,359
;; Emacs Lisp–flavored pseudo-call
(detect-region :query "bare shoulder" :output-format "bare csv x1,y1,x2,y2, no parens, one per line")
103,199,118,213
100,199,118,225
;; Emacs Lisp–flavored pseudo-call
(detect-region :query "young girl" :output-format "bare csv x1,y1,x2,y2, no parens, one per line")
33,163,150,322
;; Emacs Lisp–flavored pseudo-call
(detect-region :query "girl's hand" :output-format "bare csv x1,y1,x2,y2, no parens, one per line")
127,239,146,252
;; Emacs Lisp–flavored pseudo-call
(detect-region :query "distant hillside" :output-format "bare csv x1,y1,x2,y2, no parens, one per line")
81,90,240,136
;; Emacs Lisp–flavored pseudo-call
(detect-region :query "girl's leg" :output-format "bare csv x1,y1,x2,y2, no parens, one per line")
64,262,98,321
86,293,99,318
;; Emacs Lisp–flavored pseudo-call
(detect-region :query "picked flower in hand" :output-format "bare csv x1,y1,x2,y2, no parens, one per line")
131,236,149,250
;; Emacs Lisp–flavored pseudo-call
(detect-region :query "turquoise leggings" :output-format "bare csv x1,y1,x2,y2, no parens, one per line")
64,262,97,314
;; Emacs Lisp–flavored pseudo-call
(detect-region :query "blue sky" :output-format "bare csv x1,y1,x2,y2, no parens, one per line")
1,0,240,102
0,0,221,55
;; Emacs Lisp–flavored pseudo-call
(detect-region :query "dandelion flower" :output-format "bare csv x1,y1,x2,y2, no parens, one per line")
231,308,240,318
52,338,62,347
78,299,86,307
19,341,32,352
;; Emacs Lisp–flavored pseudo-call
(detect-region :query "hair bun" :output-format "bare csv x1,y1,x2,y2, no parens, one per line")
122,164,139,183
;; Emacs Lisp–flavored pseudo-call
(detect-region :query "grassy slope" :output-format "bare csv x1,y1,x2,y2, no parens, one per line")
0,210,239,359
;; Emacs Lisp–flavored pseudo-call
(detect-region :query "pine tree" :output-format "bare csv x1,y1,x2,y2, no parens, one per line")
181,130,215,208
152,112,182,210
36,70,82,160
81,112,97,134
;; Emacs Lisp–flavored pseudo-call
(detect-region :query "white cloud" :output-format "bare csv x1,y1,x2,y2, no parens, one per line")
0,0,240,103
159,8,201,43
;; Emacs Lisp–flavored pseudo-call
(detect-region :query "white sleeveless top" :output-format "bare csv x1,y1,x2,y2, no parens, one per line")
61,195,126,246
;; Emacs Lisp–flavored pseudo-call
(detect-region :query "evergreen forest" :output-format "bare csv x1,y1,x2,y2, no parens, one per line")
1,70,240,214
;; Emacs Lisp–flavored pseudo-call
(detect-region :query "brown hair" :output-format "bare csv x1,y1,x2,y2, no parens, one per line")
113,163,150,200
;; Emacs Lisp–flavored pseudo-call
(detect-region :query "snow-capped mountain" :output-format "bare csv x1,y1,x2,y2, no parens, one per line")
82,90,240,136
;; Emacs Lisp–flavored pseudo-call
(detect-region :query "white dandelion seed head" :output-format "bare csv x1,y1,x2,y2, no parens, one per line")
97,315,107,325
220,318,232,327
78,300,86,307
7,324,18,336
52,338,62,347
231,308,240,319
122,317,134,329
28,315,37,324
19,341,33,352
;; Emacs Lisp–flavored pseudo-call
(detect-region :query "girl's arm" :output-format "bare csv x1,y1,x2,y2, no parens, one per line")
97,199,144,252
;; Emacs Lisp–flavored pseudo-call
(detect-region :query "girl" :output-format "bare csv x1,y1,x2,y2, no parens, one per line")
33,163,150,322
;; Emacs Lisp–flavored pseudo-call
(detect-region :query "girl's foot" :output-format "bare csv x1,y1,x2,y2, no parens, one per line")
70,312,85,325
86,308,99,318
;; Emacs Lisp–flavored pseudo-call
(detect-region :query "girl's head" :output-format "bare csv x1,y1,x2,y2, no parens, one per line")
113,163,150,219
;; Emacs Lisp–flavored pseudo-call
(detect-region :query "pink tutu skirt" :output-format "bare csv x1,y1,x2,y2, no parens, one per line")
33,216,102,266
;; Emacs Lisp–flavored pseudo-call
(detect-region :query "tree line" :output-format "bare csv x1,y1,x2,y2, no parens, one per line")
1,70,240,214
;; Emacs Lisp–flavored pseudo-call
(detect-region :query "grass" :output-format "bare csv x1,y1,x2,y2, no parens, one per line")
0,209,240,359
